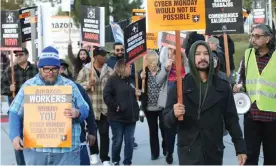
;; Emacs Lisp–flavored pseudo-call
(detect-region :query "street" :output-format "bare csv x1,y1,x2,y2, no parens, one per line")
1,115,263,165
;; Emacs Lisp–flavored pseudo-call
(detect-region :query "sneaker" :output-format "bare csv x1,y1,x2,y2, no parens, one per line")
90,154,99,164
113,162,119,165
103,161,113,166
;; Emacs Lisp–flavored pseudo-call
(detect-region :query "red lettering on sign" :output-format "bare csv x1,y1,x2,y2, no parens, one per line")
5,39,18,46
84,33,99,41
165,34,184,44
129,45,144,58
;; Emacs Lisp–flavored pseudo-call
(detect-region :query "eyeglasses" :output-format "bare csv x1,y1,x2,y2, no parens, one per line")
15,53,25,57
116,48,124,52
250,34,266,39
42,67,59,73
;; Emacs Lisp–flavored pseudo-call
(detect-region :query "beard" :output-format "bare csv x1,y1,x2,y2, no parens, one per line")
196,61,209,71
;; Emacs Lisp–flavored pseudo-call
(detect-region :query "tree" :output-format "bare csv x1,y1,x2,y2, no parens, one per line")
1,0,24,10
70,0,142,27
1,0,36,10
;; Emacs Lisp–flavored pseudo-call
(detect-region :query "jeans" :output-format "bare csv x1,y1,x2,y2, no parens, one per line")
144,110,166,157
90,114,110,162
109,120,136,165
80,143,90,165
14,150,25,165
23,148,80,165
244,114,276,165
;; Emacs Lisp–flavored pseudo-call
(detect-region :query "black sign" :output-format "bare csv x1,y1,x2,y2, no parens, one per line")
1,11,22,48
81,5,101,46
205,0,244,34
253,0,266,24
124,17,147,64
19,6,38,42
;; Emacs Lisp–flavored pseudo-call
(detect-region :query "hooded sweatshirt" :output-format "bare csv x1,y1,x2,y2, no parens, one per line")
188,41,214,106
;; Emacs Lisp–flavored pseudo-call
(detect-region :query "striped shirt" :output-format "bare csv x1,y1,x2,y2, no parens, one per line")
239,49,276,121
9,74,89,153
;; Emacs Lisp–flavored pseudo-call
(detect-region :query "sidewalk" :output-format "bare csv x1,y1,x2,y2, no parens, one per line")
1,116,264,165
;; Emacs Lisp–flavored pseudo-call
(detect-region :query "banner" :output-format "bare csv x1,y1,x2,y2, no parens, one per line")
110,21,124,44
0,11,22,50
124,17,147,64
132,9,158,49
161,32,186,51
205,0,244,34
23,86,72,148
80,5,105,47
146,0,206,32
19,6,38,42
253,0,266,24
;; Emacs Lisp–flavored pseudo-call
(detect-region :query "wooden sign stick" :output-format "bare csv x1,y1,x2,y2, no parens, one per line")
10,50,15,98
90,46,94,92
175,30,183,121
141,55,146,93
223,33,230,78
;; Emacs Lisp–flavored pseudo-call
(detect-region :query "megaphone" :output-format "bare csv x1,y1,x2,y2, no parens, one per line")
234,92,251,114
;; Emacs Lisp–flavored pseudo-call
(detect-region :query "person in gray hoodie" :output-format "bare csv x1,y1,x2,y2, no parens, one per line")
156,46,189,164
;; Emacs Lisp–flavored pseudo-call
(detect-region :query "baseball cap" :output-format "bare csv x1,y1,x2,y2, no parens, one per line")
13,47,29,55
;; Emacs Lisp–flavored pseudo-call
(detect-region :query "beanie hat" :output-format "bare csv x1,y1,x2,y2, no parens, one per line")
38,46,60,68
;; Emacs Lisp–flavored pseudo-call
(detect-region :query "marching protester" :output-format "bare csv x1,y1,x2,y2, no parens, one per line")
59,59,97,165
207,36,226,73
1,47,38,165
233,24,276,165
68,40,91,80
1,53,10,75
8,46,89,165
103,59,140,166
157,46,189,164
77,47,113,165
105,42,138,147
164,41,247,165
138,50,166,160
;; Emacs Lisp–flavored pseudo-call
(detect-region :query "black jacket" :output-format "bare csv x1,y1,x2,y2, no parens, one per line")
218,35,235,70
164,74,246,165
103,75,139,123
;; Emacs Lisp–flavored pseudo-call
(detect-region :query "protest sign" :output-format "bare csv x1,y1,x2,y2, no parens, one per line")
205,0,244,34
1,11,22,50
19,6,38,42
253,0,266,24
124,17,147,64
81,5,105,46
110,21,124,44
160,32,186,51
146,0,206,32
132,9,146,23
132,9,158,49
23,86,72,148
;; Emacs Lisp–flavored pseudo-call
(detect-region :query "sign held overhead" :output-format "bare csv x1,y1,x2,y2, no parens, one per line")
124,17,147,64
146,0,206,32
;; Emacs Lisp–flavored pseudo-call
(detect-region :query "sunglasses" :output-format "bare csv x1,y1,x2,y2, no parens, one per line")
115,48,124,52
42,67,59,73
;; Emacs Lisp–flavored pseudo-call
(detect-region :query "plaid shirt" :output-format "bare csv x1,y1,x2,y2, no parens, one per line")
239,49,276,121
9,74,89,153
77,63,113,120
1,62,38,102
